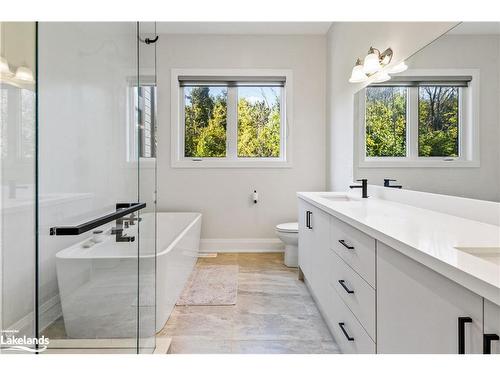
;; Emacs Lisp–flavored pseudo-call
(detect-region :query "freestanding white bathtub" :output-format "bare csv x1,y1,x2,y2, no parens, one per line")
55,212,201,339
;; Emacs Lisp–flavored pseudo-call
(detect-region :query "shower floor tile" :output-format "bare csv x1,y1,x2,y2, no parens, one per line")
158,252,340,354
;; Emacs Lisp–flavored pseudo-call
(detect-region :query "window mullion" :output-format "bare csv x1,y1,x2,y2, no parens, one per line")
407,87,419,160
226,86,238,160
179,86,186,160
458,87,466,160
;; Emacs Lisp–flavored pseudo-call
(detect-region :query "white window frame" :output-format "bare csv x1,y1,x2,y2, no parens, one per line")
356,69,480,168
171,68,293,168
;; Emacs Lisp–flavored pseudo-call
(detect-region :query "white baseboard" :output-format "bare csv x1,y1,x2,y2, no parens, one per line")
8,294,62,336
200,238,284,253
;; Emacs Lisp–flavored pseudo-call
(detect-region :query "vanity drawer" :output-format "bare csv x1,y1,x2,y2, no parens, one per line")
330,216,376,287
326,284,376,354
329,249,376,341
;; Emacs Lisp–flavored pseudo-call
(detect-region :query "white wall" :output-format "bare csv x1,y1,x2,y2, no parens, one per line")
156,34,327,239
326,22,456,192
353,35,500,202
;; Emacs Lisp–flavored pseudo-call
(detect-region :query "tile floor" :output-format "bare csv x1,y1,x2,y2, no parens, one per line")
157,252,340,354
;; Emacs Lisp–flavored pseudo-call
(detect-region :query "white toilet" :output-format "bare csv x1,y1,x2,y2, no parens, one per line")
275,222,299,267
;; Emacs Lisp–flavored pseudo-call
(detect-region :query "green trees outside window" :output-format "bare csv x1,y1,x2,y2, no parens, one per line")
365,87,407,157
365,85,460,159
418,86,459,157
183,85,281,159
184,86,227,158
238,87,281,158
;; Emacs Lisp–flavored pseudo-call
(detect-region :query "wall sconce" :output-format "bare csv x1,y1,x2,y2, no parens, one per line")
349,46,407,84
387,61,408,74
348,58,367,83
14,66,34,82
0,55,35,84
0,56,13,78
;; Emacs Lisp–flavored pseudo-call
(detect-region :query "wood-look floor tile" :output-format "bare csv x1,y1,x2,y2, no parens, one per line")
169,336,232,354
232,313,333,341
161,252,336,354
231,339,339,354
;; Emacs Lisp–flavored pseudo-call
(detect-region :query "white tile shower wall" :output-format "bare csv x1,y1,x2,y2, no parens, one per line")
37,22,140,326
156,34,327,239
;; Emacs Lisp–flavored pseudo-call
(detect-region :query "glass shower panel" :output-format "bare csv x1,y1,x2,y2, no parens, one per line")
0,22,37,353
137,21,157,354
38,22,141,353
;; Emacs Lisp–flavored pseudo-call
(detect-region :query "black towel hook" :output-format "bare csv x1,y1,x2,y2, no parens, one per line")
144,36,159,44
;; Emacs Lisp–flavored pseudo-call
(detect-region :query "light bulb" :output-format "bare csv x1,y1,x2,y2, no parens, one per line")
372,71,391,83
0,56,13,77
14,66,34,82
363,49,381,75
388,61,408,74
349,59,368,83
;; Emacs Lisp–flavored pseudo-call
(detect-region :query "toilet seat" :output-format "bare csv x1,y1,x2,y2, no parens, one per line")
276,222,298,233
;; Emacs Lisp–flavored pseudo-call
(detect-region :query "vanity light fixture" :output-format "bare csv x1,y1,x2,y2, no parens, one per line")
348,46,408,84
372,71,391,83
0,56,13,77
14,66,34,82
387,60,408,74
363,47,393,74
349,58,369,83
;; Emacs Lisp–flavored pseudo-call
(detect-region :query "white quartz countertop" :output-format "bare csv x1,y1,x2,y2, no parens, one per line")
297,191,500,305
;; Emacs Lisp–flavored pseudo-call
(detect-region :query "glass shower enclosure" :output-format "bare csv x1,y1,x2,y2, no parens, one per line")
1,21,157,354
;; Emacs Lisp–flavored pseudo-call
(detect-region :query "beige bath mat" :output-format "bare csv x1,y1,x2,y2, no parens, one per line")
176,265,238,306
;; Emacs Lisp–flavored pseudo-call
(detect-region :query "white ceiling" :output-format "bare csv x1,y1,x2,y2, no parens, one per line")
155,22,332,35
448,22,500,35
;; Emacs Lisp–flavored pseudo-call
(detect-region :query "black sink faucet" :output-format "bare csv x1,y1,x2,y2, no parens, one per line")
349,179,368,198
384,179,402,189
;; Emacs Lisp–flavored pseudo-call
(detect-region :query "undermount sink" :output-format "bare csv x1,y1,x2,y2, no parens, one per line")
455,247,500,266
317,194,355,202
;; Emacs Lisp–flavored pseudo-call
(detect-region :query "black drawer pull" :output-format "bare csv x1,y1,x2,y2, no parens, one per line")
458,316,472,354
338,239,354,250
483,333,499,354
338,322,354,341
338,280,355,294
306,210,313,229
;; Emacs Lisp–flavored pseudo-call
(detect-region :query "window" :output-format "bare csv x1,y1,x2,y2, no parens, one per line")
418,86,459,157
171,69,292,168
237,87,282,158
184,86,227,158
365,86,407,157
0,87,35,160
128,81,157,162
135,85,156,158
358,70,479,168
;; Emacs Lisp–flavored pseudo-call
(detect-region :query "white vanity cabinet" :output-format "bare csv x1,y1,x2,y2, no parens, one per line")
484,299,500,354
377,242,483,354
298,197,376,353
298,199,330,298
297,195,500,354
298,199,314,279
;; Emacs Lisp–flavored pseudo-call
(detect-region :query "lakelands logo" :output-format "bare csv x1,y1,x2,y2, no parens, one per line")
1,330,49,353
